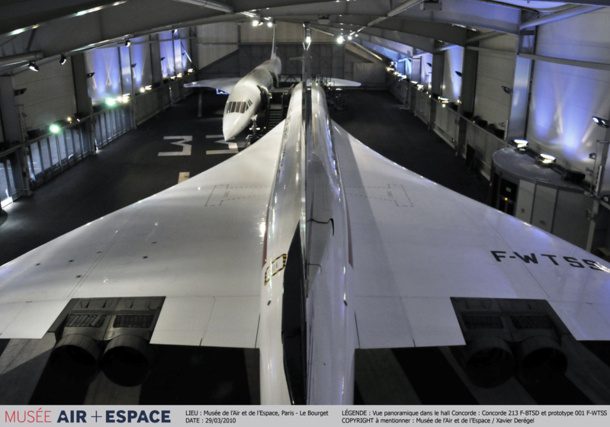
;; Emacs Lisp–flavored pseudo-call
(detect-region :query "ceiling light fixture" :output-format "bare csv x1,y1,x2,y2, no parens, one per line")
125,39,131,47
28,62,39,72
60,54,67,65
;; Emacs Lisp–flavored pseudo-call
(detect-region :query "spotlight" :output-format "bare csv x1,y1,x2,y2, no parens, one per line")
28,62,39,72
139,87,146,93
305,36,311,44
49,124,61,134
455,71,462,77
337,35,345,44
502,86,513,94
60,54,67,65
348,35,353,40
514,139,529,149
538,154,556,165
125,39,131,47
590,153,597,159
131,63,137,68
252,19,260,26
267,20,273,28
160,57,166,61
105,98,117,107
427,62,432,67
86,72,95,78
592,116,610,128
173,29,178,34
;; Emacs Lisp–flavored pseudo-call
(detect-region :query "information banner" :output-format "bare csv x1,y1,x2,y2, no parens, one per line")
1,406,608,426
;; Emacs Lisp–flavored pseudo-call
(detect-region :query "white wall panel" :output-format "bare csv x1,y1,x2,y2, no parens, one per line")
159,30,175,78
527,8,610,190
130,36,152,91
442,46,463,102
197,23,238,69
419,53,432,90
85,47,122,105
553,190,592,249
14,58,77,132
474,52,514,127
241,22,333,44
515,180,535,223
531,185,557,233
480,34,516,52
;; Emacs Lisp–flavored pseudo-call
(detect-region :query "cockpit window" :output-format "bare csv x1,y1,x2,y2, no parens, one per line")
225,101,252,114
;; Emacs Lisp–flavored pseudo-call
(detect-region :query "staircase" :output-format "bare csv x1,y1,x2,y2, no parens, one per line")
267,105,284,130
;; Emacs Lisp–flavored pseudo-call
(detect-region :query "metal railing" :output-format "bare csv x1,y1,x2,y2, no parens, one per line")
390,81,507,179
0,79,193,206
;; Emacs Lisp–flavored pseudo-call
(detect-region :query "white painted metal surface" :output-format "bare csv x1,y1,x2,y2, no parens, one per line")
2,76,610,405
257,83,303,405
185,55,281,140
332,120,610,349
0,123,286,346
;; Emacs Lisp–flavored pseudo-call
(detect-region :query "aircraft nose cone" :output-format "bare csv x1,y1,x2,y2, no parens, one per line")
223,114,242,141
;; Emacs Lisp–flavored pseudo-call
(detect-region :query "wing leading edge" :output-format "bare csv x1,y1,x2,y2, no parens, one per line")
184,77,241,94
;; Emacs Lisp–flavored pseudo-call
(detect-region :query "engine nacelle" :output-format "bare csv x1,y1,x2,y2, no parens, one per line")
49,334,101,383
100,334,155,387
516,336,567,385
452,336,515,388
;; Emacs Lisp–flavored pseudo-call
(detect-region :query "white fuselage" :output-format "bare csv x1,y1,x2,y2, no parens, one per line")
258,82,356,404
223,56,281,140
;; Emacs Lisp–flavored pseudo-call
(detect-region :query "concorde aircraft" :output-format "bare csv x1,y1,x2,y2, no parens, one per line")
2,46,610,404
183,27,360,142
184,28,282,141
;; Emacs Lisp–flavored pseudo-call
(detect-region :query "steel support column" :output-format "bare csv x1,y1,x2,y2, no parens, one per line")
0,75,31,198
71,53,95,153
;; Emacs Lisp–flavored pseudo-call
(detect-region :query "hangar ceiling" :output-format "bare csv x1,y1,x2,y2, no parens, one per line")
0,0,607,74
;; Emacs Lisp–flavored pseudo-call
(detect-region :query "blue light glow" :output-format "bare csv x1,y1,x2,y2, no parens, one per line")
86,48,121,104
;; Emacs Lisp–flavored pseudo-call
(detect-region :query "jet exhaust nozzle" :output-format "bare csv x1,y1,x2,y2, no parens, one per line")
100,335,155,386
516,336,567,385
49,334,101,383
453,336,516,388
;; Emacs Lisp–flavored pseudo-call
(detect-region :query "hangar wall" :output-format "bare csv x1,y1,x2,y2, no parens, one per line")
442,46,463,103
527,8,610,189
473,35,516,133
12,59,77,134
